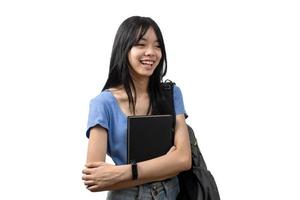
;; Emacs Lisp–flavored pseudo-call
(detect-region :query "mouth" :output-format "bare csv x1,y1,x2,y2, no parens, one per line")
140,59,155,68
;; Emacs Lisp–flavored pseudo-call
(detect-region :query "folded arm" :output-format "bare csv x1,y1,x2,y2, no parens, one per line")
82,114,191,192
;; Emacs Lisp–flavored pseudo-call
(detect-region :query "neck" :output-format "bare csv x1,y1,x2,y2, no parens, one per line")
131,77,149,97
129,70,150,97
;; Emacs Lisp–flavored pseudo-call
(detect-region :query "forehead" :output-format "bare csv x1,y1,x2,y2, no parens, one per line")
137,26,159,41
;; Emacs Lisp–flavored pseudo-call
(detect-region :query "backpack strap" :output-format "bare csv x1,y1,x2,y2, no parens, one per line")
163,80,221,200
162,80,176,132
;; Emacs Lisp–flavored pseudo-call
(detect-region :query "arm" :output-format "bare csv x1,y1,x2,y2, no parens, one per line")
82,114,191,192
83,125,164,191
86,125,107,164
84,149,178,192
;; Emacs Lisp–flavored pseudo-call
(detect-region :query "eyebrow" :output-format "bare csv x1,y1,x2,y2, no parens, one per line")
138,38,159,43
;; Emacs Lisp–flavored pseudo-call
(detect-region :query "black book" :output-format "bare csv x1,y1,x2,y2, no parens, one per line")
127,115,174,164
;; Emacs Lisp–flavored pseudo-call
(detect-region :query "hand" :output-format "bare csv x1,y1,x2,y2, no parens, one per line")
82,162,127,192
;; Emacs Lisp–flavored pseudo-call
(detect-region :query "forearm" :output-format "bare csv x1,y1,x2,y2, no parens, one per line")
87,149,187,192
99,171,178,191
108,149,188,190
137,149,190,180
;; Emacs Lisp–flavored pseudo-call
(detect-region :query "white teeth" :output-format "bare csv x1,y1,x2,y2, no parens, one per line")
141,60,154,65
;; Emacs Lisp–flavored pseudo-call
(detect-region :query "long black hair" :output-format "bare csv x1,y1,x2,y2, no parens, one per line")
102,16,171,115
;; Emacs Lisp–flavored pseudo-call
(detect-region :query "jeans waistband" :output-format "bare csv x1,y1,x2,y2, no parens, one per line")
137,177,178,199
106,176,179,200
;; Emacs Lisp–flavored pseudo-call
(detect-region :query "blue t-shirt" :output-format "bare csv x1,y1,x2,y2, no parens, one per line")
86,85,187,165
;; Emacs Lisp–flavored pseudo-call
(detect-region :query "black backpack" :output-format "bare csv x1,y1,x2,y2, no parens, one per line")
162,81,221,200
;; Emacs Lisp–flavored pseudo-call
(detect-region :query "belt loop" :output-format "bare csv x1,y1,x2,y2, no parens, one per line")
162,180,169,198
137,185,143,200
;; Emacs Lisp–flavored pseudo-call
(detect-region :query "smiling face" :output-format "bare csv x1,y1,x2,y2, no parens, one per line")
128,26,162,79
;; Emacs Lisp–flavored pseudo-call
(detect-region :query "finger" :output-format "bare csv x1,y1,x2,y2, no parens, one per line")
82,174,93,181
85,162,104,168
84,180,95,186
87,185,99,192
82,168,92,175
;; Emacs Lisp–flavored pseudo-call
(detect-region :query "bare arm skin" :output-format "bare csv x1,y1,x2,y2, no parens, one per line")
82,114,191,192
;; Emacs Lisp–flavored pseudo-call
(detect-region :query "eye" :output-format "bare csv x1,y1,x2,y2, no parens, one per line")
155,43,161,48
134,43,145,47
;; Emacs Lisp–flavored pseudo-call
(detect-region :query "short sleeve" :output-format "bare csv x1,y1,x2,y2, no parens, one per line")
173,85,188,118
86,97,109,138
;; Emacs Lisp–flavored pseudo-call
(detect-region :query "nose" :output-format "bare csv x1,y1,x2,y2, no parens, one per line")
144,46,155,56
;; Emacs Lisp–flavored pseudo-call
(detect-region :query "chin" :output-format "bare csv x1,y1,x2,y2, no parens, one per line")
139,73,154,78
141,69,156,77
130,65,157,78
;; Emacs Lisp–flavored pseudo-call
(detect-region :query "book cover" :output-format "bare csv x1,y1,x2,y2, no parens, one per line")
127,115,174,163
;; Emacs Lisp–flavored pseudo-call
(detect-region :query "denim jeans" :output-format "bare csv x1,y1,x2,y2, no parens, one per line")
106,176,179,200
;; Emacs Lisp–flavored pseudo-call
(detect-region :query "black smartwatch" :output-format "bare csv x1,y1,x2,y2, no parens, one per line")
131,160,138,180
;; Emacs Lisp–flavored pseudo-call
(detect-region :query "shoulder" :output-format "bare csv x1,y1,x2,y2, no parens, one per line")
173,84,181,92
162,81,184,99
106,87,127,103
173,84,184,97
162,81,182,93
89,90,114,108
172,84,187,117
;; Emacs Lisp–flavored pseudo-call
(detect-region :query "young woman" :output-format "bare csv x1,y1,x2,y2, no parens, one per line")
82,16,191,200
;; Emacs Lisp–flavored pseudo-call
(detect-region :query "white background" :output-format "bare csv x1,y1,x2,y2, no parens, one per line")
0,0,299,199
